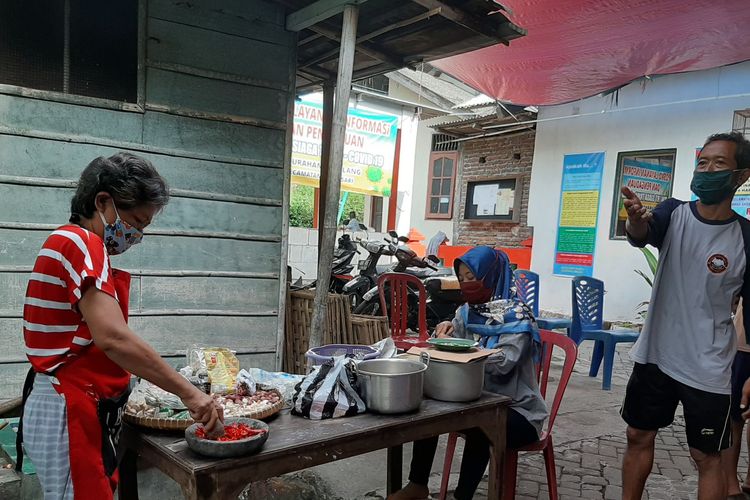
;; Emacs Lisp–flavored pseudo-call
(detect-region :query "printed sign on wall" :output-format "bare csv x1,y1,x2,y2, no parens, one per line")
553,152,605,277
291,98,399,197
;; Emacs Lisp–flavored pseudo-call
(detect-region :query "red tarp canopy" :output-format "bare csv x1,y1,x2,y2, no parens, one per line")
433,0,750,106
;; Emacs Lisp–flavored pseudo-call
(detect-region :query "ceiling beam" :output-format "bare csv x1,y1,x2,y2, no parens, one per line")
299,8,441,70
309,24,404,69
297,65,336,82
410,0,525,45
286,0,369,32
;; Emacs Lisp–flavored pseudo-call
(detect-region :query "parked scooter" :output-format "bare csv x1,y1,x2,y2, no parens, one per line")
291,233,359,293
349,231,462,329
340,231,399,307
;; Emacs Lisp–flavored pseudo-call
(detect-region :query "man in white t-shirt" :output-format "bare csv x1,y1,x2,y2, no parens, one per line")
722,299,750,497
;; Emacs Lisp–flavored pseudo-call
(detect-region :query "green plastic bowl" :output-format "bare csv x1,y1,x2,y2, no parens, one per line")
427,338,479,352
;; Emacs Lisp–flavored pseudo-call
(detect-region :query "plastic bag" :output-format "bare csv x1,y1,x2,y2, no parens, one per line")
235,369,257,396
371,337,397,359
291,357,366,420
242,368,304,408
187,346,240,394
129,379,183,409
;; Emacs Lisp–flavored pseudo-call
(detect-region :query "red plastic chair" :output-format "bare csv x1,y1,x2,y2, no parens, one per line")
378,272,431,350
438,329,578,500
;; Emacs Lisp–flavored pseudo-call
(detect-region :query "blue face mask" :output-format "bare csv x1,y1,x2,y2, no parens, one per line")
690,170,741,205
98,205,143,255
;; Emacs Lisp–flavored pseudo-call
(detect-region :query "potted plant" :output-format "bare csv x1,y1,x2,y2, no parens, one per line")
634,247,658,321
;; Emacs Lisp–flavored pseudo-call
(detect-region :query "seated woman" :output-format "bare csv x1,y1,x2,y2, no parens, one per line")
388,246,548,500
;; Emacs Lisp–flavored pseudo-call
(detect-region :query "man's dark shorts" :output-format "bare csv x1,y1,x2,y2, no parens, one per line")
731,351,750,423
621,362,731,453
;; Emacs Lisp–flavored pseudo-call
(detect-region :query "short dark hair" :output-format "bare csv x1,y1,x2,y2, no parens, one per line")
703,131,750,170
69,153,169,223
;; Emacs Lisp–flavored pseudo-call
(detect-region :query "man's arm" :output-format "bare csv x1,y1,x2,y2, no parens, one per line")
623,190,682,250
622,187,652,243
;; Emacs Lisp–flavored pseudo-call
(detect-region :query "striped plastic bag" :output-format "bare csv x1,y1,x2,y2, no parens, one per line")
291,357,366,420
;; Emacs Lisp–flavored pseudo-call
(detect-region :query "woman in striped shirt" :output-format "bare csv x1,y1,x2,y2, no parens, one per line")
20,153,223,500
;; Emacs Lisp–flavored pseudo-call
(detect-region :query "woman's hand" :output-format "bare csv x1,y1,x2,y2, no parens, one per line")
434,321,454,338
183,389,225,435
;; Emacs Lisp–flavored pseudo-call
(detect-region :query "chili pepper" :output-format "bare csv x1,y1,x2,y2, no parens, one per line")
195,423,266,441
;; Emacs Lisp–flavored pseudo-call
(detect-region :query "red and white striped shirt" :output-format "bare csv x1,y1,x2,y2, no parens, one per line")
23,224,118,374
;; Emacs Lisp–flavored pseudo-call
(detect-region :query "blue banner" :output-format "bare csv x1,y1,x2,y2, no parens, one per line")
553,153,605,277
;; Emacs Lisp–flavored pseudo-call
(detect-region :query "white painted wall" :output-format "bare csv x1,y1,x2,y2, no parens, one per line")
288,227,394,281
528,62,750,321
388,81,455,243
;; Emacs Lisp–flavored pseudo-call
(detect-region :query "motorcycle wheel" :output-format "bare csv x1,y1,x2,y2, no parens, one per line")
353,299,381,316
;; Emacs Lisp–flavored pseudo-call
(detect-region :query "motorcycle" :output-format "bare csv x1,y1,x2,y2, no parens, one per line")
350,231,463,330
291,233,359,293
340,232,398,307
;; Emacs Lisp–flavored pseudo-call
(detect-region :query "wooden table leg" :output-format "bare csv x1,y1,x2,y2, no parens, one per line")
118,449,139,500
480,406,507,500
387,444,403,494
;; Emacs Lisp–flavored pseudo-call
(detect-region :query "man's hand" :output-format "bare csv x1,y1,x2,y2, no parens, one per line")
434,321,454,338
183,389,225,436
622,187,652,241
741,377,750,421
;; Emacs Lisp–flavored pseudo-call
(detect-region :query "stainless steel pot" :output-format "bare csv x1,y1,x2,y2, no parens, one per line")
356,358,428,414
421,352,486,402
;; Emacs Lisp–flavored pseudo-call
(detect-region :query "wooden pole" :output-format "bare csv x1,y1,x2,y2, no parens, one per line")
387,128,402,231
309,5,359,348
317,81,334,248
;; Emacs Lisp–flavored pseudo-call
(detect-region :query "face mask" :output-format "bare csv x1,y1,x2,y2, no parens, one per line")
690,170,739,205
460,280,493,304
98,205,143,255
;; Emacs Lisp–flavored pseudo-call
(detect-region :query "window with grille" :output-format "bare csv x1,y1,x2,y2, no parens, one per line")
733,109,750,139
426,151,457,219
0,0,138,103
431,133,459,152
355,74,389,94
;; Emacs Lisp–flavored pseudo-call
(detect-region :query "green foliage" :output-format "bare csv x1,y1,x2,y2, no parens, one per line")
289,185,314,228
341,192,365,224
289,184,367,228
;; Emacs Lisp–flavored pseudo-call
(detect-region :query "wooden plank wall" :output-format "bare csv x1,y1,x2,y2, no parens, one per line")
0,0,295,401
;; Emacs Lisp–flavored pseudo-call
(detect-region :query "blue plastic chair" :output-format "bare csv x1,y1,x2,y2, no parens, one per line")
514,270,572,333
571,276,639,390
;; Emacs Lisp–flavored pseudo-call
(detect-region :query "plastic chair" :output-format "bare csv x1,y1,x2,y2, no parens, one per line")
378,272,430,350
438,329,578,500
514,270,572,333
571,276,639,390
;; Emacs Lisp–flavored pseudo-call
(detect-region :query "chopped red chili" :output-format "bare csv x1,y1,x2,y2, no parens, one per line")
195,423,266,441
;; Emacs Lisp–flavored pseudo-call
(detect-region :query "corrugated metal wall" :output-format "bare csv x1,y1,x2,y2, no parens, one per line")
0,0,294,401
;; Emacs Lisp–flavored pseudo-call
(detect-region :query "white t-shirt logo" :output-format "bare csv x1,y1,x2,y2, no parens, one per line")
707,254,729,274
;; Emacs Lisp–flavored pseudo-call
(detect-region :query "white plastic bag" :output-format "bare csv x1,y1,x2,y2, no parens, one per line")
242,368,304,407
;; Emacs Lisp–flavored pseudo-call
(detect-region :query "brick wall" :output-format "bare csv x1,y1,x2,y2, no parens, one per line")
454,130,535,247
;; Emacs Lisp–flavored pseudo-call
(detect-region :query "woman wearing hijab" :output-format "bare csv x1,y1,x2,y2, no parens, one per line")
388,246,548,500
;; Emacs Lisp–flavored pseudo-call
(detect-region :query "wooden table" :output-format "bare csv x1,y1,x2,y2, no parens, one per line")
118,393,510,500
